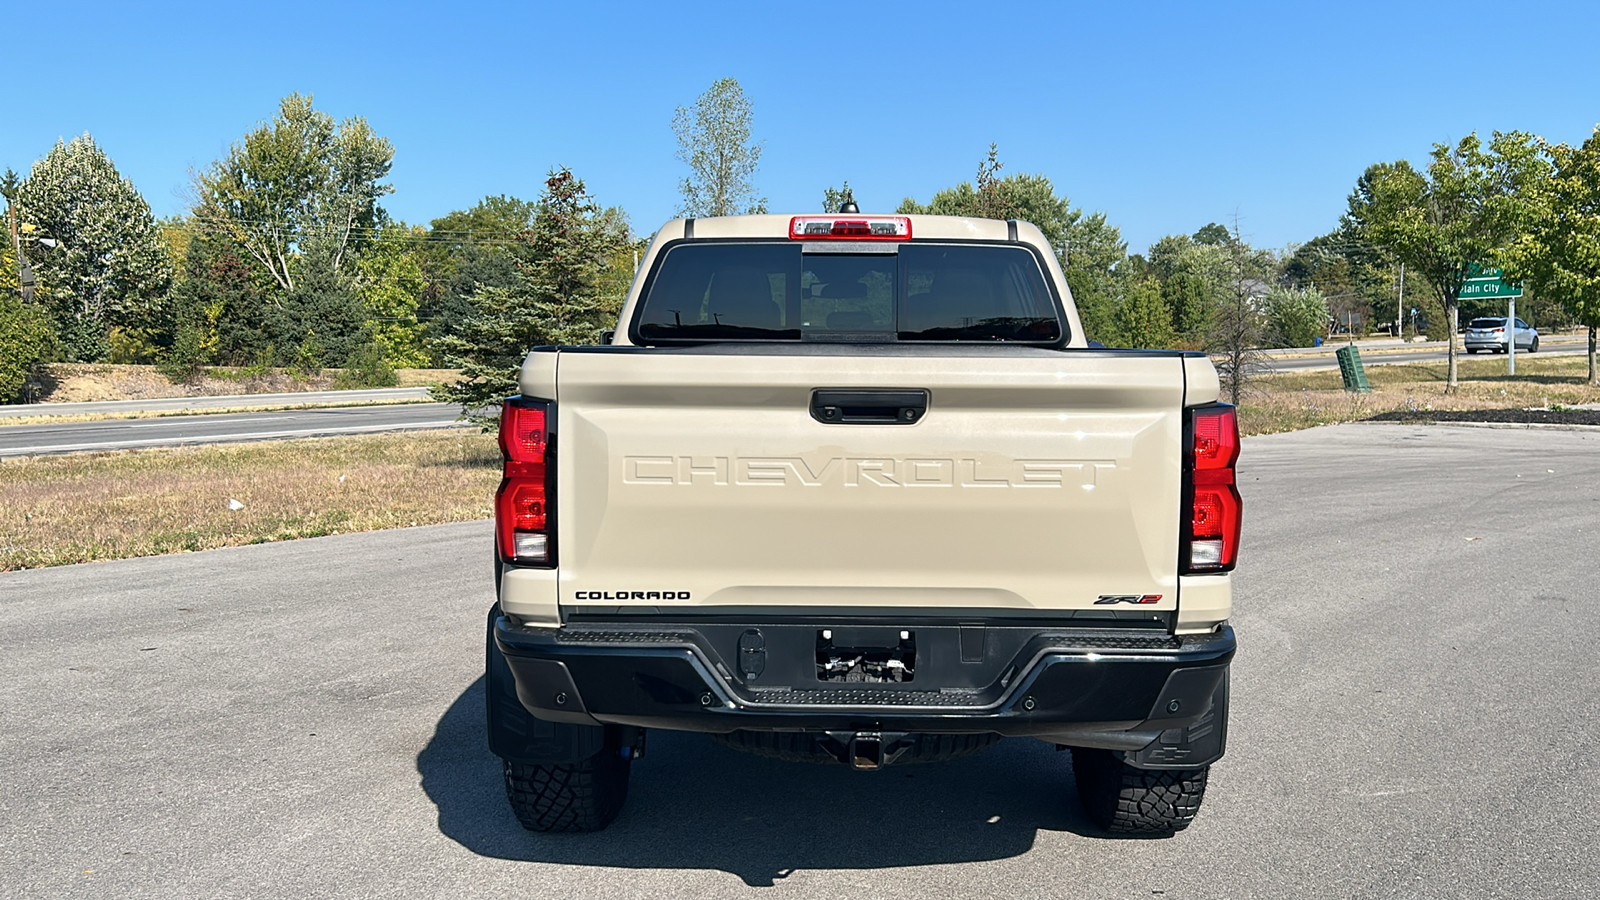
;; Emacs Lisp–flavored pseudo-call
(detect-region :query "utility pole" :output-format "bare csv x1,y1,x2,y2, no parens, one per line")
6,194,36,305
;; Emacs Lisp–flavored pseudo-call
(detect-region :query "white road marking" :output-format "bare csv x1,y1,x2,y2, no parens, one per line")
3,420,464,456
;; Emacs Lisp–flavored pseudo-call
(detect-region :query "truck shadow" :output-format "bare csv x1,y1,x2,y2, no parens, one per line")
416,678,1119,887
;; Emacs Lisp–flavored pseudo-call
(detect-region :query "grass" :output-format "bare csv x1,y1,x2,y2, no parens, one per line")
1240,352,1600,435
26,363,458,404
0,429,500,570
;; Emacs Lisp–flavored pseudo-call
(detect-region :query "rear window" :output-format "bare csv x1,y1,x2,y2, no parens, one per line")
633,242,1063,344
1469,318,1505,329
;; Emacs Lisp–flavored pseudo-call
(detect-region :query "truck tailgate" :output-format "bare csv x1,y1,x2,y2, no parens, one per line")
547,348,1186,615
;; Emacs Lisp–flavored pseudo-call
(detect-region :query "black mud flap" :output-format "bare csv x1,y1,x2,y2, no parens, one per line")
1123,669,1229,770
486,604,608,764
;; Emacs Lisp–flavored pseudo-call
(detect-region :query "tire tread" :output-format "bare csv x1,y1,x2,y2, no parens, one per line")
1071,747,1208,834
503,753,630,833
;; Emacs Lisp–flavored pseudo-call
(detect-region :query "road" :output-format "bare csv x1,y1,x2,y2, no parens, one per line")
3,424,1598,898
0,387,434,419
0,402,464,457
1266,339,1588,372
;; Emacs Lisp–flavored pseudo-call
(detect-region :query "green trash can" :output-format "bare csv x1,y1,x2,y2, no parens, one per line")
1335,345,1371,393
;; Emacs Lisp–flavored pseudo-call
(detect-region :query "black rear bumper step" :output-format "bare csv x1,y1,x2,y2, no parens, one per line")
494,617,1234,767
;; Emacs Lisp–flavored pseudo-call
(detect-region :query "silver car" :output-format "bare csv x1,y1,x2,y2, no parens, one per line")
1464,317,1538,354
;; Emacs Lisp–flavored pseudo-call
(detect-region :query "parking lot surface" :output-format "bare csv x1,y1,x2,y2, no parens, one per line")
2,423,1597,898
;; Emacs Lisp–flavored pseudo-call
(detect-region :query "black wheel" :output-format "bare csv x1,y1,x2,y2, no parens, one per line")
1529,337,1539,353
504,750,631,832
1071,748,1209,834
711,730,1000,764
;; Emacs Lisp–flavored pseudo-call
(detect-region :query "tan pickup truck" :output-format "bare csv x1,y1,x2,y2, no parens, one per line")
485,212,1240,835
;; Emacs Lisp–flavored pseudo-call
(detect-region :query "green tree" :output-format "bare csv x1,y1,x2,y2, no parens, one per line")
1502,127,1600,384
416,195,541,355
1145,233,1278,343
192,93,394,291
1346,132,1546,392
673,78,766,217
1159,271,1215,342
1264,286,1330,348
1115,279,1175,348
897,146,1128,343
433,169,628,423
0,290,55,402
1192,222,1234,247
821,182,855,212
357,224,429,367
13,135,172,361
160,234,256,380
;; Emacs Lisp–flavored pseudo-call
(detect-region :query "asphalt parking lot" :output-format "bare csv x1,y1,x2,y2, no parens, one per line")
2,423,1597,898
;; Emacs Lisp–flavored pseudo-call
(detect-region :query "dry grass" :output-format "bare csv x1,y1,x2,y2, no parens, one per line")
0,429,500,570
31,363,458,403
1240,352,1600,435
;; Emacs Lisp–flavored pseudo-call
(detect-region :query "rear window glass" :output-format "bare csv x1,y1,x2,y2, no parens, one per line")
633,242,1063,344
1469,318,1505,329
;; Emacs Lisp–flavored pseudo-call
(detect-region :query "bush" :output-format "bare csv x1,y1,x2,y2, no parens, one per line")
332,342,397,389
0,296,56,403
1265,286,1331,349
158,318,209,383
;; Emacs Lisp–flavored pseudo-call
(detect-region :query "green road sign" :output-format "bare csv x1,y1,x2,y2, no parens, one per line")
1461,265,1523,299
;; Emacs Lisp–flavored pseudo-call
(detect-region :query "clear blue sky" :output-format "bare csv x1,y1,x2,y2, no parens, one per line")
8,1,1598,255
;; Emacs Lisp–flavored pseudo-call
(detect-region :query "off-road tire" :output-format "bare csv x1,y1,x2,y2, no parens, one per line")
711,730,1000,764
503,752,631,832
1070,747,1208,834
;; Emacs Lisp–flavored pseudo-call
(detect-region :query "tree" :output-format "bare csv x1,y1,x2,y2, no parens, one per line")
13,135,172,361
1192,222,1234,247
357,224,430,367
417,195,541,354
0,290,55,402
821,182,855,212
1346,132,1546,392
1206,220,1269,405
1502,127,1600,384
1147,236,1229,340
897,145,1128,343
1264,286,1330,348
672,78,766,217
433,169,628,423
192,93,394,292
1115,279,1175,348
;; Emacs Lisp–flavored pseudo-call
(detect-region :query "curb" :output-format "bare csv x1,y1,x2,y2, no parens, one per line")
1358,420,1600,433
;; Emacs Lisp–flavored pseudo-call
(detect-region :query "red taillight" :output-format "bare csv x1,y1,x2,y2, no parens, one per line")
496,398,553,565
1185,404,1241,572
788,215,912,241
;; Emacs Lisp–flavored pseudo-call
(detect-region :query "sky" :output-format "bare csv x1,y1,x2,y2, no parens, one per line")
7,1,1599,255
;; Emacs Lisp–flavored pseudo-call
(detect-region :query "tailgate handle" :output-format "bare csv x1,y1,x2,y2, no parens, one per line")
811,389,928,425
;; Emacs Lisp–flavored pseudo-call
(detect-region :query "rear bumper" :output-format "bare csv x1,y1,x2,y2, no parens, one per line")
495,617,1234,767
